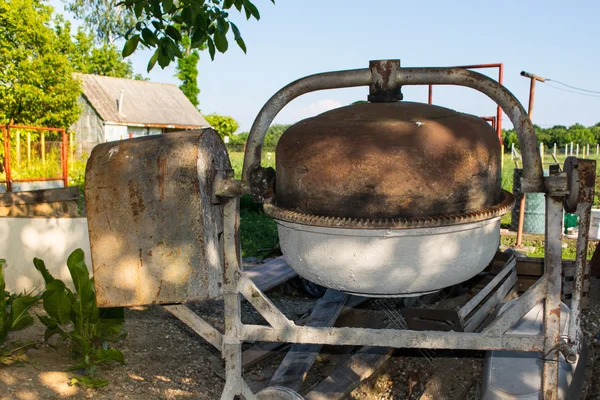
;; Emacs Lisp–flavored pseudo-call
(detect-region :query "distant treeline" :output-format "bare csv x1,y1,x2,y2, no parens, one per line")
503,123,600,150
226,124,291,152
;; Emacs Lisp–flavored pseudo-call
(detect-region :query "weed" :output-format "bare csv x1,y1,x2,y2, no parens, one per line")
34,249,125,388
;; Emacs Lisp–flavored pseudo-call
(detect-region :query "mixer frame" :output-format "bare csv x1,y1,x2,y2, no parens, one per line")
208,60,594,399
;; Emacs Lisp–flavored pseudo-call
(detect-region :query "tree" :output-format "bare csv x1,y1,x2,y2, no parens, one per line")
176,35,200,107
66,0,134,44
0,0,81,128
121,0,274,71
55,17,135,78
205,114,239,138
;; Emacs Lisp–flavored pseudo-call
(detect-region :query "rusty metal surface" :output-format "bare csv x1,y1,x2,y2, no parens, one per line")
265,190,513,229
368,59,402,102
85,129,230,307
275,101,503,219
242,63,543,196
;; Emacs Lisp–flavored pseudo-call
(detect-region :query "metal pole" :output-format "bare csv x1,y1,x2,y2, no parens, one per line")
5,126,11,192
62,129,68,188
428,84,433,104
41,132,45,165
542,191,564,400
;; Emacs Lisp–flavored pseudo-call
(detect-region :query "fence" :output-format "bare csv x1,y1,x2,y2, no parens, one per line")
1,125,69,192
510,142,600,166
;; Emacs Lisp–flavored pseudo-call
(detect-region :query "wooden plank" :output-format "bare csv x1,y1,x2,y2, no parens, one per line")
304,345,394,400
267,289,348,392
0,187,79,206
245,256,297,292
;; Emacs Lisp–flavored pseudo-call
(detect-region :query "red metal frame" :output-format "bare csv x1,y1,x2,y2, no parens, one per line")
427,63,504,144
1,125,68,192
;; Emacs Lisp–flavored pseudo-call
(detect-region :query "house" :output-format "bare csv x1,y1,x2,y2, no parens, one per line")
71,74,210,155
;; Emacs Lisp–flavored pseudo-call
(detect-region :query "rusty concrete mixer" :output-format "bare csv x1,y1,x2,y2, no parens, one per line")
85,60,594,400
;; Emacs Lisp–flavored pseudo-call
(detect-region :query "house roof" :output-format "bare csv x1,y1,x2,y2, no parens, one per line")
76,74,209,128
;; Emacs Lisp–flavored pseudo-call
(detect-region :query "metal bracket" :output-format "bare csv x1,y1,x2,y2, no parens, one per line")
368,60,402,102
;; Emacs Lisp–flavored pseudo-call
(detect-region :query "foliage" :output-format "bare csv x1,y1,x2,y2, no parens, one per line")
206,114,239,138
121,0,274,70
176,35,201,107
503,123,600,150
66,0,134,45
35,249,125,388
240,207,279,258
0,0,82,128
55,16,135,79
1,259,39,363
228,124,290,152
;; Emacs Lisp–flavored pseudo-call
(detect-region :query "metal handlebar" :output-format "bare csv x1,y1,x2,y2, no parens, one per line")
242,61,544,194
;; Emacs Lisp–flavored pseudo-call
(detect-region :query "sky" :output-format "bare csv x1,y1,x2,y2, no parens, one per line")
50,0,600,132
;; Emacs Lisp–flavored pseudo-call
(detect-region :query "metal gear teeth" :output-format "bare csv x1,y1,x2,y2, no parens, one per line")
264,190,515,230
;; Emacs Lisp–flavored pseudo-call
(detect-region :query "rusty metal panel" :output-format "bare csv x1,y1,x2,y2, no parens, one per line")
85,129,230,307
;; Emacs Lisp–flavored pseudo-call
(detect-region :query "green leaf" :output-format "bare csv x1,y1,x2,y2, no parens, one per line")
206,37,215,60
44,326,65,342
66,249,93,304
216,19,229,35
96,307,124,339
9,296,37,330
71,376,108,388
165,25,182,42
0,262,6,343
122,34,140,58
162,0,173,12
235,37,247,53
33,258,54,286
38,314,57,329
214,32,228,53
141,28,158,46
134,1,145,18
69,333,91,355
243,0,260,20
95,348,125,365
191,29,208,49
42,280,72,325
147,49,159,72
224,0,234,9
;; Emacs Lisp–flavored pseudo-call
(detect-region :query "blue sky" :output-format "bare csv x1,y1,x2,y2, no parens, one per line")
50,0,600,132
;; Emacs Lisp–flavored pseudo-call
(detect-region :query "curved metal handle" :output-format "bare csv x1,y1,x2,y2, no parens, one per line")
242,64,544,194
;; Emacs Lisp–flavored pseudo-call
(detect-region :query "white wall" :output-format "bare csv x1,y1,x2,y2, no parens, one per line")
103,124,128,142
0,218,92,294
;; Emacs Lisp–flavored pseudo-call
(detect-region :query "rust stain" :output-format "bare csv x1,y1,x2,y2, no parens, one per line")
157,155,167,201
549,307,561,318
128,180,146,218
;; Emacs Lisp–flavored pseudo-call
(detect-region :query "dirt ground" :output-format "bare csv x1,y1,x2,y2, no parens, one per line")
2,277,600,400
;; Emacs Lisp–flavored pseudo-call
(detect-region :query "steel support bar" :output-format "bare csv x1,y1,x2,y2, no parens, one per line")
243,63,543,193
240,325,544,352
542,194,564,400
221,197,257,400
163,304,223,351
238,273,294,329
483,275,547,336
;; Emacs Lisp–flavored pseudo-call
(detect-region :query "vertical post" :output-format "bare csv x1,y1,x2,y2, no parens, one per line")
553,143,556,158
565,144,568,160
540,143,544,159
542,188,564,400
570,142,573,156
428,84,433,104
597,144,599,155
221,197,245,400
511,143,514,160
15,128,20,166
69,131,73,170
5,126,11,192
62,129,68,188
26,131,31,167
41,132,45,165
576,143,579,156
587,144,590,158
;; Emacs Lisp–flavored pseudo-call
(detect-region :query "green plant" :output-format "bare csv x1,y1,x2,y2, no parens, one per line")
34,249,125,388
1,259,39,364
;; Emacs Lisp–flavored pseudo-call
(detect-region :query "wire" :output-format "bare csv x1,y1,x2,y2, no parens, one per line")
543,82,600,98
546,79,600,94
